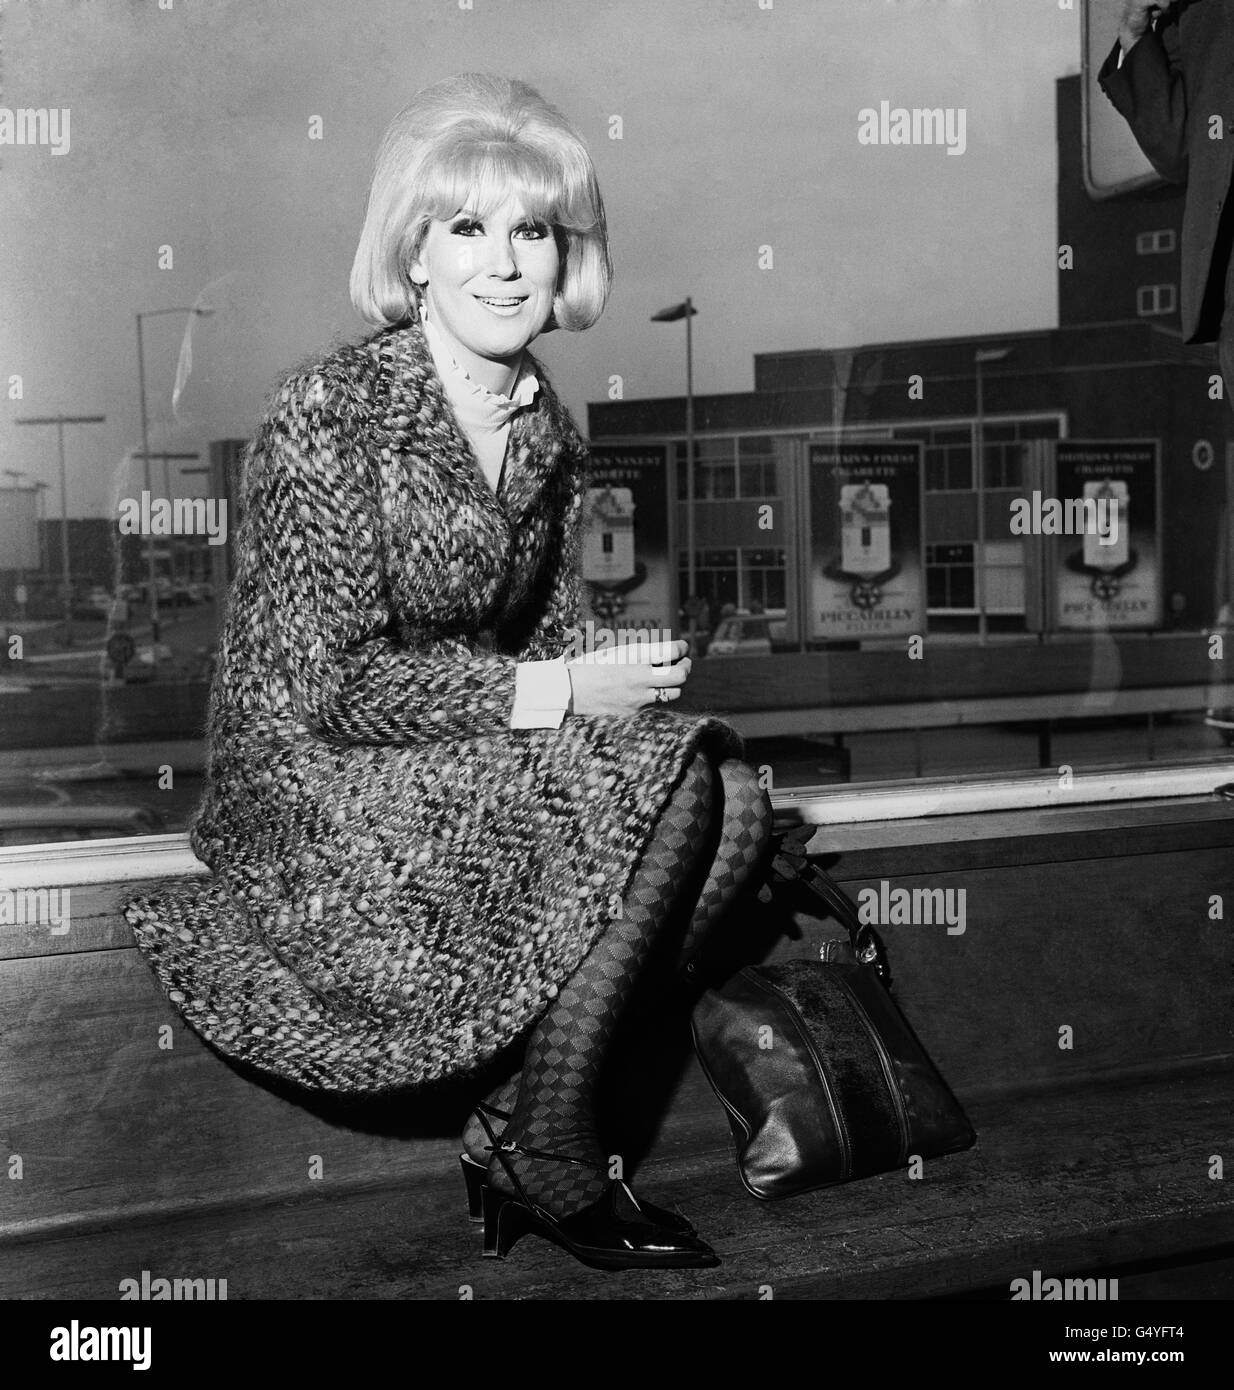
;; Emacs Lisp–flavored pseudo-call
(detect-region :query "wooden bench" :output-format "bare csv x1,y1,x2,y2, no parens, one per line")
2,794,1232,1299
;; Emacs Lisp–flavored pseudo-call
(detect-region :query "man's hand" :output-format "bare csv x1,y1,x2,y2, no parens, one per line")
1119,0,1175,53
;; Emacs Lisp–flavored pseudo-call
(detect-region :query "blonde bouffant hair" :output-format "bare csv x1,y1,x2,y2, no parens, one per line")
350,73,612,333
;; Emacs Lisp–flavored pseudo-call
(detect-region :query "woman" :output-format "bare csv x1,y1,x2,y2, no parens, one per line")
124,73,774,1273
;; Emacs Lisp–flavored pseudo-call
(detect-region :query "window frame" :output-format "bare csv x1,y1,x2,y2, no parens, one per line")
1136,282,1178,316
7,759,1234,891
1135,228,1177,255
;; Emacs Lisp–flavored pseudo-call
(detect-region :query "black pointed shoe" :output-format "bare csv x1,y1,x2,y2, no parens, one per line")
468,1102,719,1272
458,1102,698,1235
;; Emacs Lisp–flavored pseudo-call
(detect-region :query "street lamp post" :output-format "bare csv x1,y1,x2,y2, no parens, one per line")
136,307,213,641
652,297,699,644
974,346,1013,647
13,413,107,645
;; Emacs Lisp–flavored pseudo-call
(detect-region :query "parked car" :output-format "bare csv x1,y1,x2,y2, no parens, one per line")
122,579,167,602
706,612,775,658
68,585,111,619
122,641,175,683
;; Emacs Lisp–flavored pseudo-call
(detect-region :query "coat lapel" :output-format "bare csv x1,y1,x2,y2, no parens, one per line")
373,319,567,532
362,320,578,634
501,400,570,527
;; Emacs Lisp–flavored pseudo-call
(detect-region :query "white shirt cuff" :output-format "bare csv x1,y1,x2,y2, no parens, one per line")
510,657,572,729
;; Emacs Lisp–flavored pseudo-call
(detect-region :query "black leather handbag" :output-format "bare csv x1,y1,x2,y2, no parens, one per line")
690,826,976,1200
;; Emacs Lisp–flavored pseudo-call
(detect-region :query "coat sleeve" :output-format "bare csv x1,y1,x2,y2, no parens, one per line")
246,370,520,746
1097,22,1188,184
514,442,589,662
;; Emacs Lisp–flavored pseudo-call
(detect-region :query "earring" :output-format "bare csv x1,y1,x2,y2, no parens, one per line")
408,275,427,321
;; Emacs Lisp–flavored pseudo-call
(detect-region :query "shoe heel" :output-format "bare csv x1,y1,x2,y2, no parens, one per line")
480,1181,539,1259
459,1154,485,1223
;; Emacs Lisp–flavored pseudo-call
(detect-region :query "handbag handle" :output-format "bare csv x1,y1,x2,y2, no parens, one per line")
761,824,890,984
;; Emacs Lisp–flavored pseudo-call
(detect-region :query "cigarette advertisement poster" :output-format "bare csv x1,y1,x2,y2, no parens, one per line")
581,445,672,640
808,442,926,640
1052,440,1162,631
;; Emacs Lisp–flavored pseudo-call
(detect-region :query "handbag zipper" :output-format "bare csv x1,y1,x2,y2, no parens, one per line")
834,971,912,1166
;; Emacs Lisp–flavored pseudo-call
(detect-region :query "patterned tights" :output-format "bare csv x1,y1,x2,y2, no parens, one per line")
479,751,773,1219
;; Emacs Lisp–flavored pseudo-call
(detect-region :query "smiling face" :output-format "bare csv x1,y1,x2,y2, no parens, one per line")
409,195,560,392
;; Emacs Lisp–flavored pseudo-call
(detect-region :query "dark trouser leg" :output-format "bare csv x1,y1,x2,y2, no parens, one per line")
488,751,718,1218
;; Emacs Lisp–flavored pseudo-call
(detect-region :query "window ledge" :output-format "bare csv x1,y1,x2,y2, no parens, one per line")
779,758,1234,826
2,759,1234,891
0,834,206,891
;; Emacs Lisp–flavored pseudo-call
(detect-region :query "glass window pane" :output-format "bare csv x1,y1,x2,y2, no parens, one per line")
737,436,774,457
926,451,948,492
8,2,1223,830
707,464,736,499
947,445,974,491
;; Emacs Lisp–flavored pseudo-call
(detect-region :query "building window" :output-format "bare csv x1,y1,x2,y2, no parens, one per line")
740,547,788,610
675,439,735,500
675,436,784,500
1136,228,1176,255
736,436,782,499
678,547,738,610
926,542,975,611
896,426,974,492
982,541,1027,615
981,423,1022,489
895,418,1061,493
926,542,1024,615
1137,283,1177,316
678,547,787,618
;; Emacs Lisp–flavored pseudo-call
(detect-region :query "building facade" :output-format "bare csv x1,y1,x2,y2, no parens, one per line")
587,76,1229,651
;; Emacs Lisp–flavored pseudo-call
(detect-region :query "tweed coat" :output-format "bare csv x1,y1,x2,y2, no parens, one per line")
123,318,743,1095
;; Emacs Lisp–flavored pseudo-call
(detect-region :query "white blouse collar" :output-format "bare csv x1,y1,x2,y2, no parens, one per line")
421,312,540,434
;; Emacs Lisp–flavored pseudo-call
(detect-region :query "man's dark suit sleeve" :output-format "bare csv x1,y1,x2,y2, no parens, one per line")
1097,22,1189,184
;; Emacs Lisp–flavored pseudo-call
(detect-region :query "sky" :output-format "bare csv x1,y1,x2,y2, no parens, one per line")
1,0,1089,519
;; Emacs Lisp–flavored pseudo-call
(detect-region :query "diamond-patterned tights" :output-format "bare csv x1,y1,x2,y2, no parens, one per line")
484,752,773,1219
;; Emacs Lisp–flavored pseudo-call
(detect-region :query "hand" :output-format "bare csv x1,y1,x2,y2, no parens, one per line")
1119,0,1174,51
567,639,692,717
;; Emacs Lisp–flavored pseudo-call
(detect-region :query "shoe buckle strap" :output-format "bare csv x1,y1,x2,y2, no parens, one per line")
489,1138,592,1166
